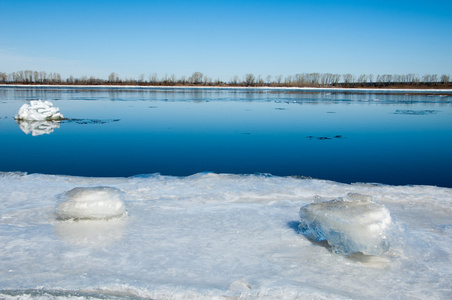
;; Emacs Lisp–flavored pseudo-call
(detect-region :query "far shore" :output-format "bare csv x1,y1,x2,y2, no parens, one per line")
1,84,452,95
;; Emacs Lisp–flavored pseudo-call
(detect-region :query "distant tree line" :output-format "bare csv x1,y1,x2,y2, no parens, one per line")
1,70,451,89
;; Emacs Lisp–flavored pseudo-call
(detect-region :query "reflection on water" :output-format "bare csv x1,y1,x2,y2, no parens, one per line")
1,86,452,104
15,118,121,136
1,86,452,187
63,118,121,125
392,109,440,115
15,119,61,136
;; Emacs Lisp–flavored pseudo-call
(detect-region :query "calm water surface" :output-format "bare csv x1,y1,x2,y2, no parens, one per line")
1,86,451,187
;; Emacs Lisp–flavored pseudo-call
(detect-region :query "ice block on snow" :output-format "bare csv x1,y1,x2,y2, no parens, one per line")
299,193,392,256
55,186,126,220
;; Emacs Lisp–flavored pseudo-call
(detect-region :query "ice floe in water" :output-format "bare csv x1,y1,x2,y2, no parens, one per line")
299,193,392,256
14,100,64,121
55,187,126,220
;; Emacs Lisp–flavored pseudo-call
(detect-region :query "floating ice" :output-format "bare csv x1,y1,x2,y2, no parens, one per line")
14,100,64,121
298,193,392,256
55,186,126,220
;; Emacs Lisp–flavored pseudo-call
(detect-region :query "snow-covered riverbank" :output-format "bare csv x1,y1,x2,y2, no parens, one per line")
1,172,450,299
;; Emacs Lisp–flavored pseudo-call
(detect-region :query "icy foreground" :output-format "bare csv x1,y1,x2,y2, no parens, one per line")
299,194,392,256
14,100,63,121
0,172,451,299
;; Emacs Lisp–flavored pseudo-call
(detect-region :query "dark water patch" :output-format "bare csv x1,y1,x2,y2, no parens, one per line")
63,118,121,125
289,175,316,180
275,107,287,110
306,135,346,140
287,220,300,232
392,110,440,115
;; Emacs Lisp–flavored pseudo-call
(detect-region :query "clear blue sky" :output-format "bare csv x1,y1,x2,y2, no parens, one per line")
1,0,451,81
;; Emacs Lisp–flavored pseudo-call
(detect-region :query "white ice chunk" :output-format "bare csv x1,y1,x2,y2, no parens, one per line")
55,186,126,220
299,193,392,256
14,100,64,121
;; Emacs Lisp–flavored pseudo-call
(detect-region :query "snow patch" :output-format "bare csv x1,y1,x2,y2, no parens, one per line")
298,193,392,256
55,186,126,220
14,100,63,121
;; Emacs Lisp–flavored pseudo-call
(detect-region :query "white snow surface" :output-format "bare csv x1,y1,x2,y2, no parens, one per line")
299,194,392,256
0,172,451,299
14,100,63,121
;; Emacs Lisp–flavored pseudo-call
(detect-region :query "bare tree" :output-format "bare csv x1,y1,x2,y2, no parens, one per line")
189,72,203,84
441,74,450,84
320,73,333,86
284,75,293,86
203,75,212,85
148,73,158,84
108,72,118,83
294,74,305,86
179,75,187,85
39,71,47,83
357,74,367,84
24,70,33,83
343,73,354,85
17,70,25,82
230,75,239,85
81,76,89,84
8,72,15,82
257,75,264,86
308,73,320,86
265,75,272,85
33,71,39,83
422,74,432,83
244,73,255,86
3,69,449,88
168,74,176,85
431,74,438,84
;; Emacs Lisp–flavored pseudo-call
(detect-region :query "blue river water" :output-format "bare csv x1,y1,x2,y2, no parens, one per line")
1,86,451,187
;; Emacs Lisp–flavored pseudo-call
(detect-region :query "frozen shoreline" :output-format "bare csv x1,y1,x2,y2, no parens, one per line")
1,172,451,299
1,84,452,94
